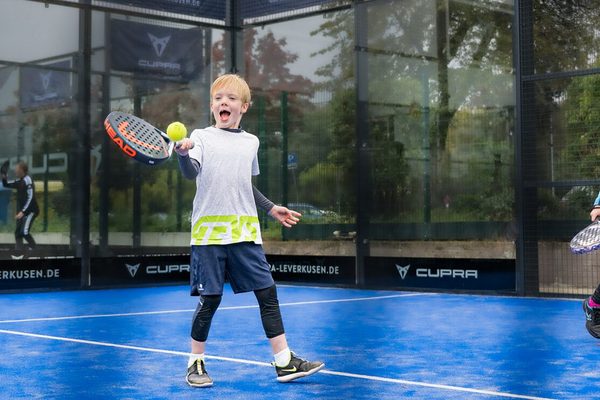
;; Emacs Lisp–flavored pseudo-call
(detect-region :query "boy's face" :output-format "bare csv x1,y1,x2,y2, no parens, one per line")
15,165,24,178
211,86,249,129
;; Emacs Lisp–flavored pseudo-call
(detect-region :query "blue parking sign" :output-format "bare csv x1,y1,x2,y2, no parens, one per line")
287,153,298,170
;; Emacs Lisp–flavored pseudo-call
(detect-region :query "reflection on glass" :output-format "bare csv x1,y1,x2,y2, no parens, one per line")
534,74,600,224
241,10,356,241
365,0,515,239
91,19,223,251
0,1,77,259
533,0,600,74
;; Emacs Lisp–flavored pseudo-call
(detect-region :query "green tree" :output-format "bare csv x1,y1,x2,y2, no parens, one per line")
309,1,515,223
560,69,600,180
533,0,600,74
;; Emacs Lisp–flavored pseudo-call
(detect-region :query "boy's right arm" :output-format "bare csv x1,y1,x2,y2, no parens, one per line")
177,154,200,180
175,138,200,180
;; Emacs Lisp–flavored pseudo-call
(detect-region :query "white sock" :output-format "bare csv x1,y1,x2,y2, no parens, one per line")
188,353,204,368
274,348,291,367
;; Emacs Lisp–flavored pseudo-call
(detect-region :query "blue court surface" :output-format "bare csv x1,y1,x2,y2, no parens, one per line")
0,284,596,399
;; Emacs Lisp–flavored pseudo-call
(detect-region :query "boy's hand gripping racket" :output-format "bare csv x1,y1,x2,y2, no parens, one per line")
570,220,600,254
104,111,191,166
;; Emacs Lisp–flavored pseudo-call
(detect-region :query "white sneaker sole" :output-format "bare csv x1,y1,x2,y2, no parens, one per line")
186,376,213,388
276,363,325,383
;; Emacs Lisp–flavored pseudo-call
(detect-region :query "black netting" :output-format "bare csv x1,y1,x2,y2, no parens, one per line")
241,0,351,23
533,0,600,74
59,0,352,25
532,74,600,295
93,0,226,22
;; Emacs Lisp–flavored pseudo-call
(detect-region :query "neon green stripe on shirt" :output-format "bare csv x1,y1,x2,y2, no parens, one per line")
191,215,261,245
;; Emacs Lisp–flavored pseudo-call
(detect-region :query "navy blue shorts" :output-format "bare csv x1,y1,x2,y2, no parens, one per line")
190,242,275,296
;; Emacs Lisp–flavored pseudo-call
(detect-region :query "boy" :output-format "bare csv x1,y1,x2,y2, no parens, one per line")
583,197,600,338
175,74,324,387
1,161,39,251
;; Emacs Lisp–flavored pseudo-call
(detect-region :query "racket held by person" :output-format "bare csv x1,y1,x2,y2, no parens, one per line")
570,220,600,254
104,111,191,165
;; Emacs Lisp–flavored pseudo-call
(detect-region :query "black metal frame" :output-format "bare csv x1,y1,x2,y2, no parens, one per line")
514,0,539,296
513,0,600,296
74,1,92,286
354,0,370,287
16,0,599,296
12,0,516,291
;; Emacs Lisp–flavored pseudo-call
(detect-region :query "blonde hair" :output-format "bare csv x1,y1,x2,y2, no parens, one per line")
210,74,251,105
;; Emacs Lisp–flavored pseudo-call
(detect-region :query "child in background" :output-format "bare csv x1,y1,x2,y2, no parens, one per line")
1,161,39,251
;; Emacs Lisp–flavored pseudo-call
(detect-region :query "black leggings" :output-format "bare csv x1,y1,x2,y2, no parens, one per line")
191,284,285,342
255,285,285,339
15,212,36,250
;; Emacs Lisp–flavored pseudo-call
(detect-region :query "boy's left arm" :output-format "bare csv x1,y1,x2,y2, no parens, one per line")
252,186,301,228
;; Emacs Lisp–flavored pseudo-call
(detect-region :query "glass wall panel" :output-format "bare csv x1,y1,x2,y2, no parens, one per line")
535,75,600,225
0,0,78,258
90,11,224,252
366,0,515,240
242,10,356,240
533,0,600,74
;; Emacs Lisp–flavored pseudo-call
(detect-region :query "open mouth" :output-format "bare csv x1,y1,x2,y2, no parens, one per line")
219,110,231,121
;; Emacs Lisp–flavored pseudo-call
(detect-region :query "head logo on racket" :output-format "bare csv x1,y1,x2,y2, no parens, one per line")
104,118,137,158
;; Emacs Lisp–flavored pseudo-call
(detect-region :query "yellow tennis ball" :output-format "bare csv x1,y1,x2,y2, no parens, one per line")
166,121,187,142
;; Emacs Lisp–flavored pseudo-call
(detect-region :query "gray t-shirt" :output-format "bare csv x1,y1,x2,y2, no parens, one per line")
187,126,262,245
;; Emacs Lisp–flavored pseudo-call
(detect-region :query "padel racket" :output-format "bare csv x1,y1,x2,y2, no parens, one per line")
104,111,190,166
570,220,600,254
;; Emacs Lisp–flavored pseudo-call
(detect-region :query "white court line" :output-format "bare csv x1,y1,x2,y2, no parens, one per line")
0,293,426,324
0,328,554,400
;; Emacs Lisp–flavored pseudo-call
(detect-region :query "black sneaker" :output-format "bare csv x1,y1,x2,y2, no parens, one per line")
274,352,324,383
186,359,213,388
583,297,600,339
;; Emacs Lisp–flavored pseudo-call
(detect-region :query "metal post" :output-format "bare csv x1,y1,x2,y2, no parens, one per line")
43,134,49,231
422,71,431,227
99,12,111,253
514,0,537,296
225,0,242,74
132,93,142,249
549,114,555,197
76,0,92,287
280,91,289,239
16,107,23,162
354,0,370,287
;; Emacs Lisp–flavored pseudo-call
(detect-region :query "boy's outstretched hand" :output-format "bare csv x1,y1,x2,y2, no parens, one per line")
269,205,301,228
174,138,195,156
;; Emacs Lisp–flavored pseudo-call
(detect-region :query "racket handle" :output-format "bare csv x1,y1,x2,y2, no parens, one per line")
174,142,195,150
